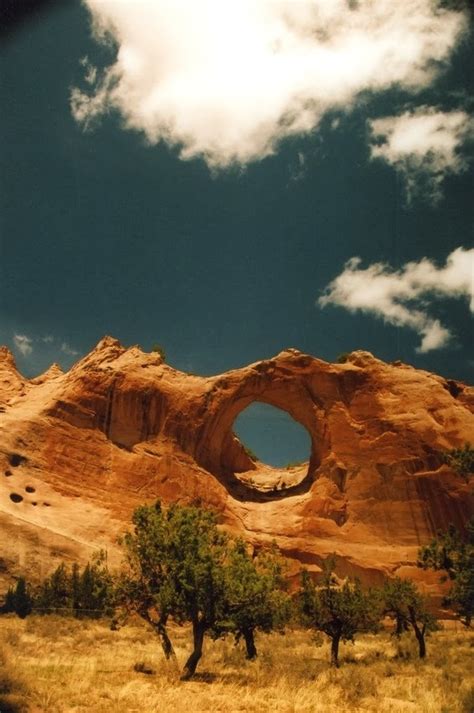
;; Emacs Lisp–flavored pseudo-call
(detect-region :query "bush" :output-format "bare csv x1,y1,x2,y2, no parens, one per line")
442,444,474,479
1,554,114,619
0,579,32,619
150,344,166,361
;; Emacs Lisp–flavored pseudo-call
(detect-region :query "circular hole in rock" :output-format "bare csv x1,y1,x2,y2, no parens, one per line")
31,502,37,506
232,402,311,492
25,485,35,493
10,493,23,503
4,470,12,477
9,453,27,467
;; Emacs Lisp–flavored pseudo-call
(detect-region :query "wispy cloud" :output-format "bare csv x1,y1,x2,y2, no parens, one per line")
71,0,467,169
369,107,474,204
318,247,474,353
60,342,79,357
13,334,33,356
11,333,79,360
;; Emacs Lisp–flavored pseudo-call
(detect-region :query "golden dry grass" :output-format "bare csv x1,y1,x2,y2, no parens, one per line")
0,615,473,713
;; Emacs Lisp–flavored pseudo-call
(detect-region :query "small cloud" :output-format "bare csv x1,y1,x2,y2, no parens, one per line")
60,342,79,357
290,151,306,183
369,107,474,204
318,247,474,353
13,334,33,356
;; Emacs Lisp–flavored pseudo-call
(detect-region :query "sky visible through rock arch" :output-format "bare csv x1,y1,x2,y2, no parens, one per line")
0,1,473,463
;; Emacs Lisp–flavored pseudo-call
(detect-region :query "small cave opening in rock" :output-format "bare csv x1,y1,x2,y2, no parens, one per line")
232,402,311,494
25,485,35,493
10,493,23,503
9,453,27,467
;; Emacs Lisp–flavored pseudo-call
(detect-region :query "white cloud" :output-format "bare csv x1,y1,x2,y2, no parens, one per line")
318,247,474,353
71,0,467,168
369,107,474,204
13,334,33,357
60,342,79,357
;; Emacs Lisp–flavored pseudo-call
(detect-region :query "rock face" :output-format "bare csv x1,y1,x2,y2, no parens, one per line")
0,337,472,593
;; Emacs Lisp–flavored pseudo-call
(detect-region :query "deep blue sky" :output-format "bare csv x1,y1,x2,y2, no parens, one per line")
1,2,472,464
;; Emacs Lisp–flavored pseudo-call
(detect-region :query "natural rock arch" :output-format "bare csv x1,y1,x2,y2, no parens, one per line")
191,357,332,500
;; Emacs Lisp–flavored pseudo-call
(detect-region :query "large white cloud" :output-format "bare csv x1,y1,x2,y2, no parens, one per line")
318,247,474,353
71,0,467,168
369,108,474,204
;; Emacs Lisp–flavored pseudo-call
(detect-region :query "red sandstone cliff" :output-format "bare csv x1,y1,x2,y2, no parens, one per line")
0,337,472,593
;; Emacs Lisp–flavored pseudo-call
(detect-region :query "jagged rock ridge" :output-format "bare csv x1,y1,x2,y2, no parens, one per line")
0,337,472,594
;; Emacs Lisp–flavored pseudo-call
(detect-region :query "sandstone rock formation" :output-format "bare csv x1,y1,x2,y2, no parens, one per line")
0,337,472,596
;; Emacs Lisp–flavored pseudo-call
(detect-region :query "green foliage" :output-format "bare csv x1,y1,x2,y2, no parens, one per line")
121,500,230,677
150,344,166,361
442,444,474,479
299,557,382,666
120,501,295,673
1,553,115,618
216,540,292,658
418,519,474,627
1,578,32,619
382,577,438,658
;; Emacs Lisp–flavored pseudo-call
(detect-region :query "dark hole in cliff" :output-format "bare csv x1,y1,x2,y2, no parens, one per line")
9,453,27,467
25,485,35,493
43,502,51,507
10,493,23,503
444,380,463,398
4,470,12,477
32,501,37,506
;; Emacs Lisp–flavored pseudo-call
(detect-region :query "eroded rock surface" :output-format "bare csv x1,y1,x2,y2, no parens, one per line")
0,337,472,593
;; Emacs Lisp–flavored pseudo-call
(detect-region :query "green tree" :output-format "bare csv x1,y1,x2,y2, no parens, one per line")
35,563,71,613
217,540,291,659
150,344,166,361
418,519,474,627
442,444,474,479
299,558,381,667
383,577,437,658
76,553,114,618
1,577,32,619
120,500,229,679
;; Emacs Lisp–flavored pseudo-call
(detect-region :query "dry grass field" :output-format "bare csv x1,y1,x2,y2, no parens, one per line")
0,615,473,713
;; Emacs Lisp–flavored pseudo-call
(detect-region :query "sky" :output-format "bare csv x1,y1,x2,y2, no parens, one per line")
1,1,473,465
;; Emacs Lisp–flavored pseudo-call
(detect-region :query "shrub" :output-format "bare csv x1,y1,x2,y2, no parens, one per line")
299,557,382,667
442,444,474,479
418,519,474,627
150,344,166,361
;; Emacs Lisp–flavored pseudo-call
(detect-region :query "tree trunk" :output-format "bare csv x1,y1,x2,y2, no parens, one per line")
181,620,206,680
408,607,426,659
243,628,257,660
410,619,426,658
140,610,177,665
155,616,177,663
330,634,341,667
394,613,407,637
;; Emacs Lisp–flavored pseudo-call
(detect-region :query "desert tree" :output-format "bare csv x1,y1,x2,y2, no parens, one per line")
299,557,381,667
120,500,229,679
217,540,292,659
418,518,474,627
382,577,437,659
1,577,32,619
